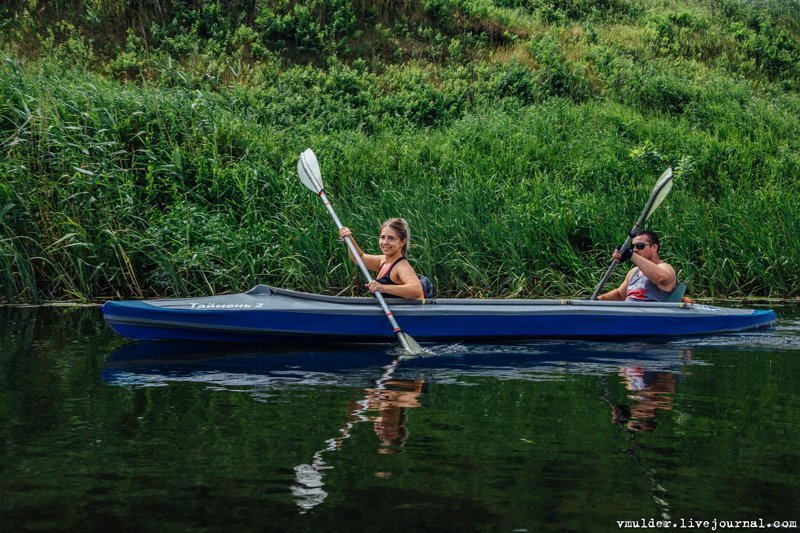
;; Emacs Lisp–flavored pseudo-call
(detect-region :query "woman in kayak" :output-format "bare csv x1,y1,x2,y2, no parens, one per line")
339,218,429,299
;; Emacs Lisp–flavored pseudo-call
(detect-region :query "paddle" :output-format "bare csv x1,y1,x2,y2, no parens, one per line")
297,148,422,355
589,167,674,300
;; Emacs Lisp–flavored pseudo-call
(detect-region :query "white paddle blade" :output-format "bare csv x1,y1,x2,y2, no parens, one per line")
297,148,324,193
398,332,423,355
654,167,673,190
644,167,673,221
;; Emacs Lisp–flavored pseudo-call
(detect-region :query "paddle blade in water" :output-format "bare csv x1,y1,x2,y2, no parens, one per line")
297,148,323,193
397,331,423,355
644,167,673,221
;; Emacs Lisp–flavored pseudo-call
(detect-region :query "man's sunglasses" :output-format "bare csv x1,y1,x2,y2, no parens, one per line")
631,242,652,250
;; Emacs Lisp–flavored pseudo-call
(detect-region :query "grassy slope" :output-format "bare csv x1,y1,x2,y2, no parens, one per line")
1,0,799,302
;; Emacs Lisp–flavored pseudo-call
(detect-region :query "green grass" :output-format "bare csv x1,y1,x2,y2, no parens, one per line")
1,0,799,302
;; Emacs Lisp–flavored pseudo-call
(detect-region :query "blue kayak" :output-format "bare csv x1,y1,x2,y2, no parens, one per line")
101,285,777,343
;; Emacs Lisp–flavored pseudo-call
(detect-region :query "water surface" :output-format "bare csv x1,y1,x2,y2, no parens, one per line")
1,305,799,530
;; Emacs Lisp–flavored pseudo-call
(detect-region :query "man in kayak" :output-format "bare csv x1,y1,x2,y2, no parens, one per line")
597,230,677,302
339,218,431,299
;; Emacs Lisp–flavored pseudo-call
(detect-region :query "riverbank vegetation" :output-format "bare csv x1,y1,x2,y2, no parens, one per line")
1,0,799,302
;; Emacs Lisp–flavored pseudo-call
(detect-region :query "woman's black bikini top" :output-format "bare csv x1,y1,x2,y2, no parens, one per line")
375,257,407,285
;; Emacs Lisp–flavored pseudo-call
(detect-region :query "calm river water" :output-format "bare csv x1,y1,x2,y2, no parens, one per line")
1,304,799,531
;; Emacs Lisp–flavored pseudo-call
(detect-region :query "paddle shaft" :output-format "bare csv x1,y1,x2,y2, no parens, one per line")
316,190,416,353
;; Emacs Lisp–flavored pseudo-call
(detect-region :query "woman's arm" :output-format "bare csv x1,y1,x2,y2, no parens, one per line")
366,261,423,299
340,227,381,271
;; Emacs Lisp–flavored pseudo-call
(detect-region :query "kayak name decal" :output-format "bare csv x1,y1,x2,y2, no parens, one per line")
187,302,265,310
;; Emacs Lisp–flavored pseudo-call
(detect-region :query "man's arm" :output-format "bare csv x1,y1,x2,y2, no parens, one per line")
630,255,676,292
598,270,632,301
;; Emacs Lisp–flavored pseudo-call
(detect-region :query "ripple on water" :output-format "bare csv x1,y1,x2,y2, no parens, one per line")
670,316,800,351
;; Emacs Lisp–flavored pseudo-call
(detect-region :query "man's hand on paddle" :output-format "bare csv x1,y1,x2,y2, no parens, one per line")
614,246,633,262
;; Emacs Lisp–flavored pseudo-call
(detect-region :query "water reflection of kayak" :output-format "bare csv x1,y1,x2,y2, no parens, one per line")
101,339,697,388
101,285,777,344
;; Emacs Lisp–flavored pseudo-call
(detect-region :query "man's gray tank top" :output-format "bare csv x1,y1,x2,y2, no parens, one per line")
626,268,671,302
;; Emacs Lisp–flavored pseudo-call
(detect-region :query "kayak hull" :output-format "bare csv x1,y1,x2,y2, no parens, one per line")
102,285,778,344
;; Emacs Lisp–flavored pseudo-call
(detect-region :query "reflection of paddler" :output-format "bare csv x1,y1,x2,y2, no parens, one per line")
612,367,676,432
349,379,425,454
292,359,424,511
